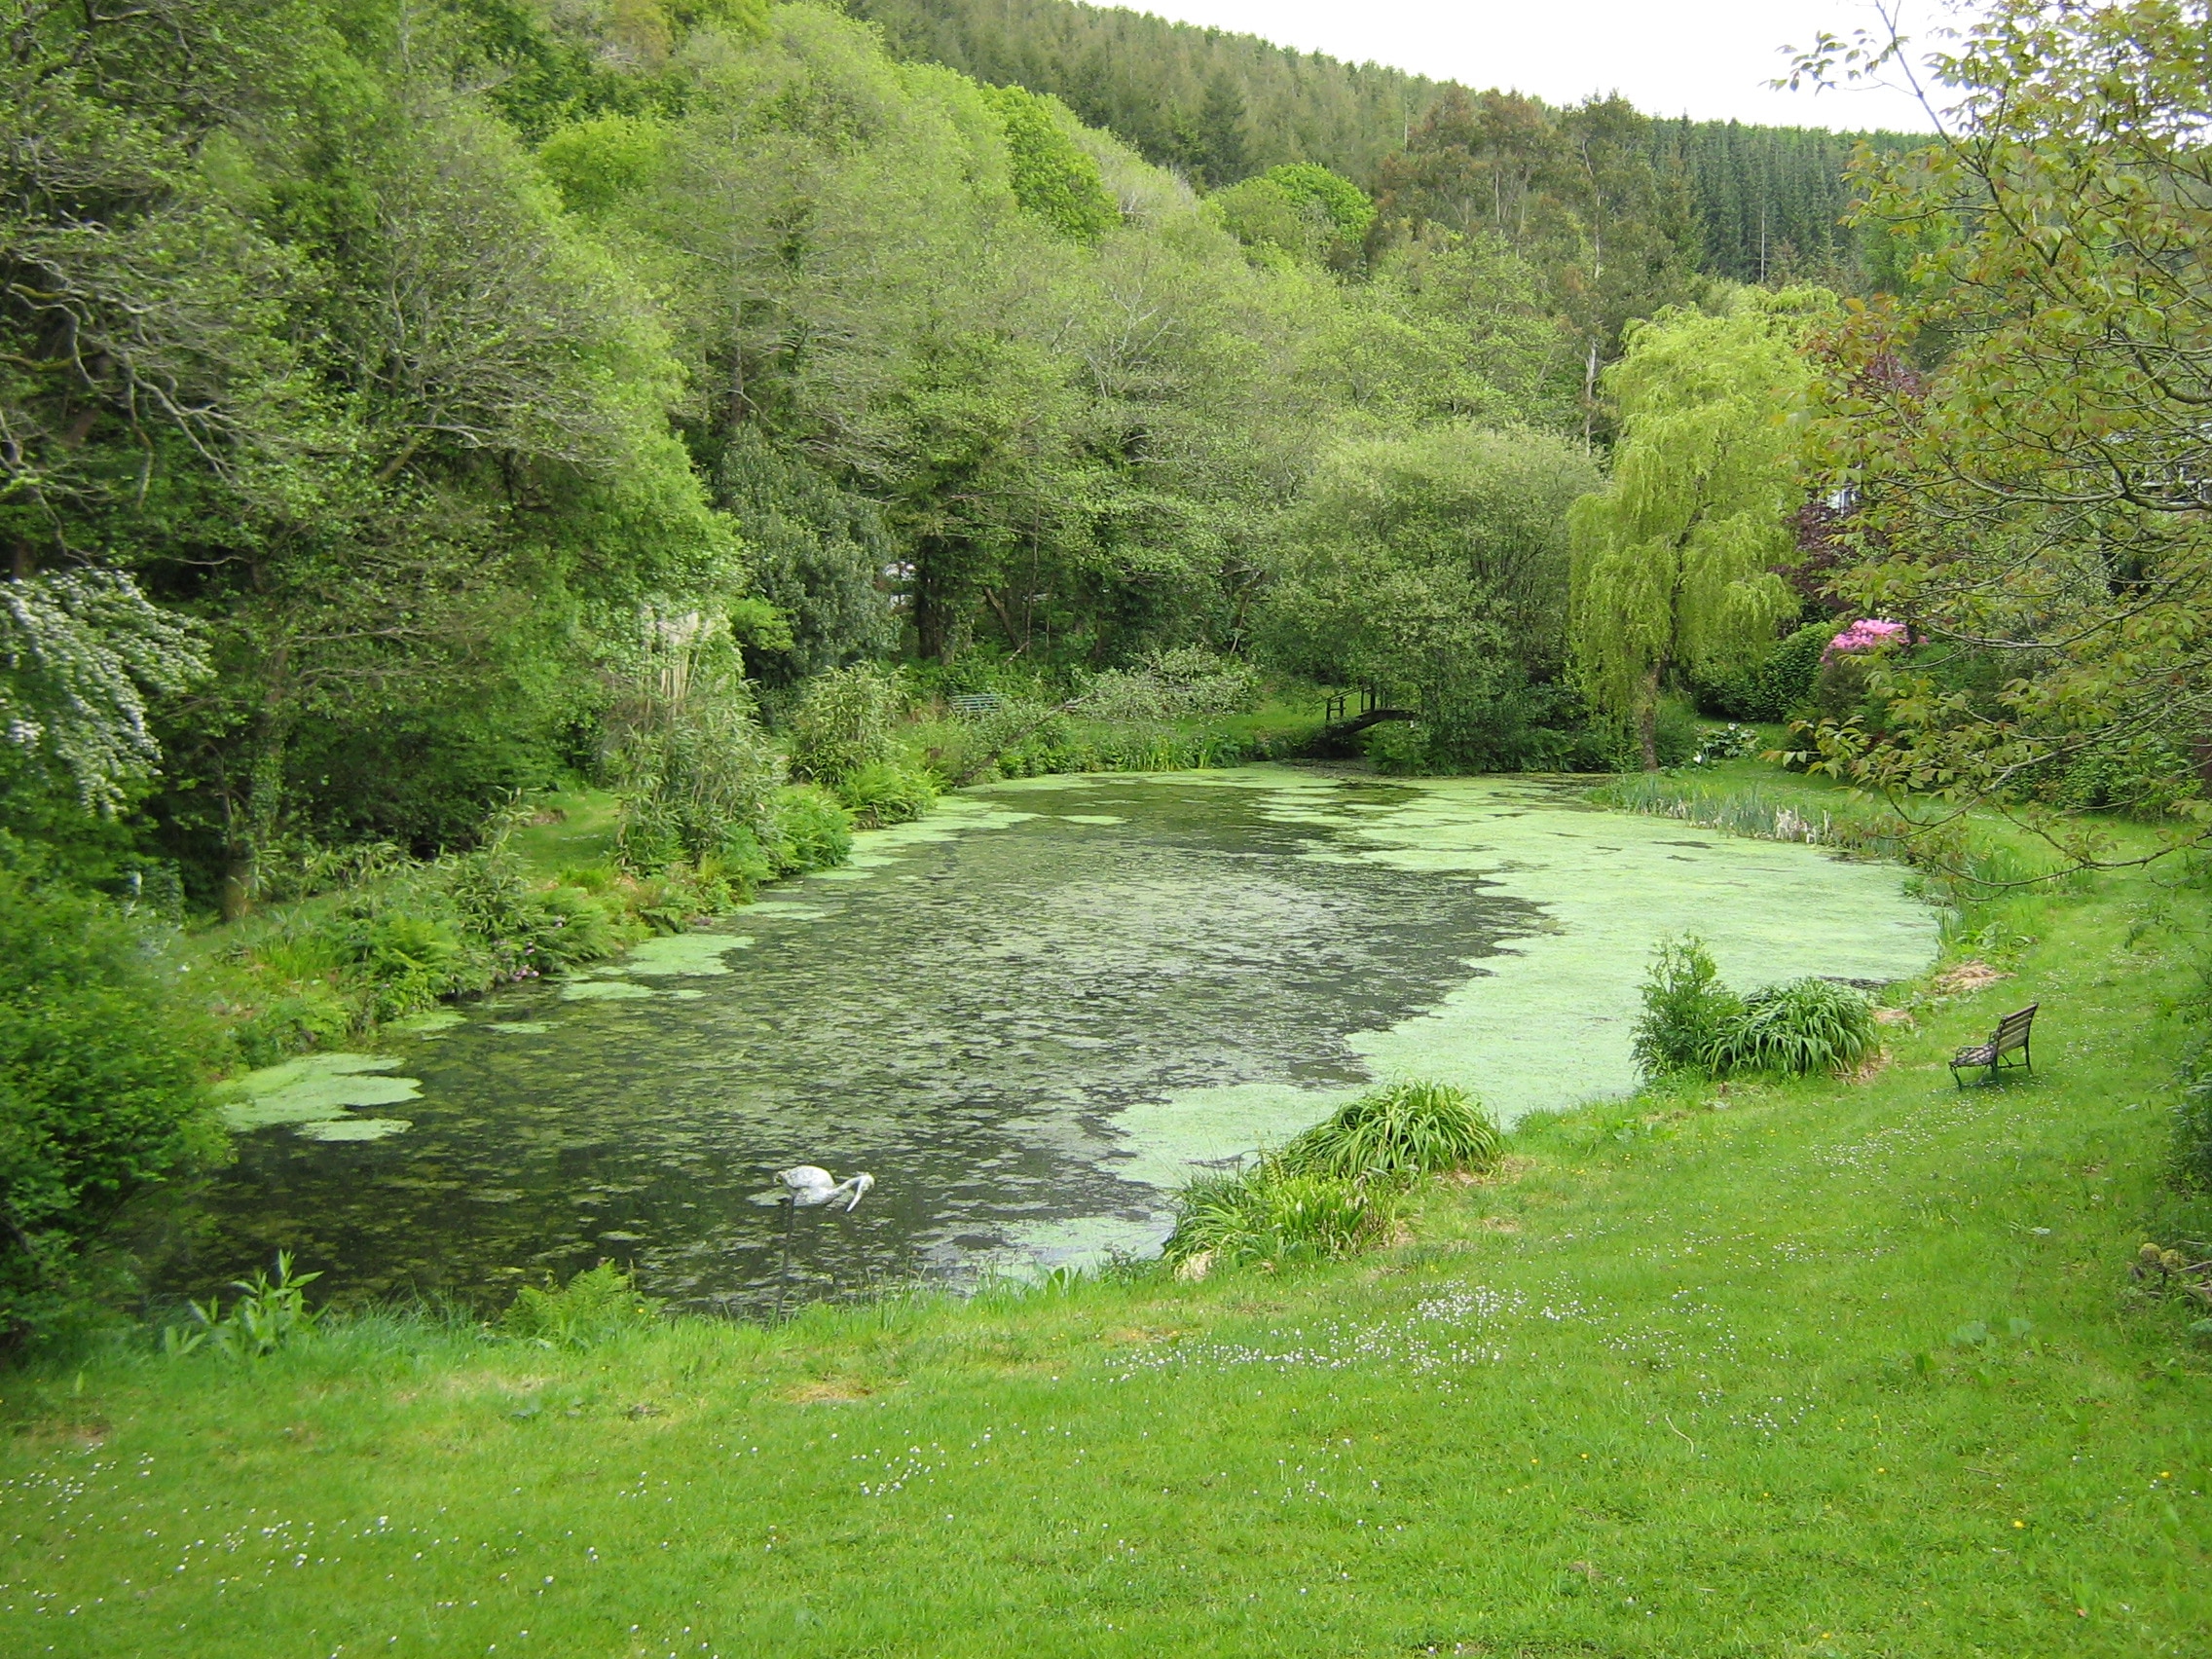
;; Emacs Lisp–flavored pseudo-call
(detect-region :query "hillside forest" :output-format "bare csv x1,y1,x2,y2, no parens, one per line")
4,0,2210,1339
1,0,1906,907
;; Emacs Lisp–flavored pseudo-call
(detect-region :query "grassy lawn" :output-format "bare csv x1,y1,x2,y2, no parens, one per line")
503,790,624,878
5,793,2209,1656
1201,694,1331,755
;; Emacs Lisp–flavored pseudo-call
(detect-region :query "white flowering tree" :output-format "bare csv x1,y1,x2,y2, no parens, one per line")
0,569,204,812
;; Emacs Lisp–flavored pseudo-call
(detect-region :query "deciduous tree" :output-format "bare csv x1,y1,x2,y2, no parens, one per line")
1790,0,2212,862
1568,291,1822,767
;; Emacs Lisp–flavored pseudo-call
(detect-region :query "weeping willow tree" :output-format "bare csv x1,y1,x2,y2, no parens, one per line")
1567,290,1828,767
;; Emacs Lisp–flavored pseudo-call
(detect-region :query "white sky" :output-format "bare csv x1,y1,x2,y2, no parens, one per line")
1128,1,1955,131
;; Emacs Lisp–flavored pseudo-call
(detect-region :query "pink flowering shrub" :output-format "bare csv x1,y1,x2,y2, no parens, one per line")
1823,618,1907,662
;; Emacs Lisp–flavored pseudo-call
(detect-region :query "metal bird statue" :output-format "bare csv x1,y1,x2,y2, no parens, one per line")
775,1165,874,1212
771,1165,874,1318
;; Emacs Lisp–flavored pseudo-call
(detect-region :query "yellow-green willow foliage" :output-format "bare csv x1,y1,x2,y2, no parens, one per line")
1568,289,1831,767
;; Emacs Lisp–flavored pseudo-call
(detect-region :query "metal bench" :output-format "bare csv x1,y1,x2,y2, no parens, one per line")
1951,1004,2038,1088
947,692,1003,719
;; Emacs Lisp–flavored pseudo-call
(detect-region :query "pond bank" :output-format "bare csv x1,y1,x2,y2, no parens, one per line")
172,766,1936,1317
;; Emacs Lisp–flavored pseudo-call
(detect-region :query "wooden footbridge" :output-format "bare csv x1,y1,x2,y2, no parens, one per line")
1319,685,1419,750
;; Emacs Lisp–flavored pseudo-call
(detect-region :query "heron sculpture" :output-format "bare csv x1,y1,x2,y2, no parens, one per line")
772,1165,873,1316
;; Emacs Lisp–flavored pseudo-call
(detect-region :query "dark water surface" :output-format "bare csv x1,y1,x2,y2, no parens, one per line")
167,773,1552,1313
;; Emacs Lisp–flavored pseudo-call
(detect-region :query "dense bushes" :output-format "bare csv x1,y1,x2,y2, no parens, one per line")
1631,937,1744,1076
1163,1081,1500,1274
1633,935,1875,1080
788,666,939,827
908,650,1264,785
1360,692,1694,775
976,713,1252,780
0,872,222,1344
217,790,848,1064
1698,621,1832,722
218,829,631,1060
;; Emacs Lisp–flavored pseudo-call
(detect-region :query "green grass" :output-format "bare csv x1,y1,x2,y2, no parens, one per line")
6,805,2211,1655
501,787,624,876
1198,694,1330,756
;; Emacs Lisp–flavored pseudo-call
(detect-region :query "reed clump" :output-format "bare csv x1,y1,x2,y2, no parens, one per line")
1634,934,1875,1080
1162,1081,1501,1273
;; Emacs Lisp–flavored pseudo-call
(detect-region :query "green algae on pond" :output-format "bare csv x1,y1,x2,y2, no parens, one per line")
169,769,1936,1313
216,1053,422,1141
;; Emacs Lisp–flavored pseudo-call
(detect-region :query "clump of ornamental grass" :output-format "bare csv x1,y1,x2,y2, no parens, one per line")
1634,936,1875,1080
1163,1080,1498,1274
1277,1079,1502,1181
1705,977,1875,1077
1161,1164,1396,1273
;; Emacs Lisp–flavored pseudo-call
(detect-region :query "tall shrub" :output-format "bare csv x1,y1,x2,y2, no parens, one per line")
1699,620,1831,722
0,872,222,1342
1632,936,1743,1078
787,664,903,787
611,684,787,873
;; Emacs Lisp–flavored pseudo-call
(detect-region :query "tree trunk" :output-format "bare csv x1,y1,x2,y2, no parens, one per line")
913,539,969,662
1637,661,1664,771
1582,340,1602,452
223,686,293,920
219,848,256,922
981,586,1025,653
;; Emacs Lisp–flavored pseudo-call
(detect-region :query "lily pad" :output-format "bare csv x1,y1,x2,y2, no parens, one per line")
1058,814,1125,826
561,978,655,1002
490,1020,551,1035
625,933,755,977
219,1054,423,1132
295,1118,413,1142
390,1009,463,1034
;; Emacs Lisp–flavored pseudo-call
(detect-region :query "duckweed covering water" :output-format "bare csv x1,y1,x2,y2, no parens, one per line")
166,770,1936,1313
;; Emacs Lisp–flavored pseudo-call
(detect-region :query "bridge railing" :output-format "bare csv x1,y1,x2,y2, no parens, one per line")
1323,685,1395,725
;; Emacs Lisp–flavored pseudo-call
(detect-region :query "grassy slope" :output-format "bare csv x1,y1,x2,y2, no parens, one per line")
501,789,623,876
1203,693,1329,753
5,799,2210,1656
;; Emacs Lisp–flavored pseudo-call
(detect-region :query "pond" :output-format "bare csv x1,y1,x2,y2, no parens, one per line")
172,768,1939,1315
